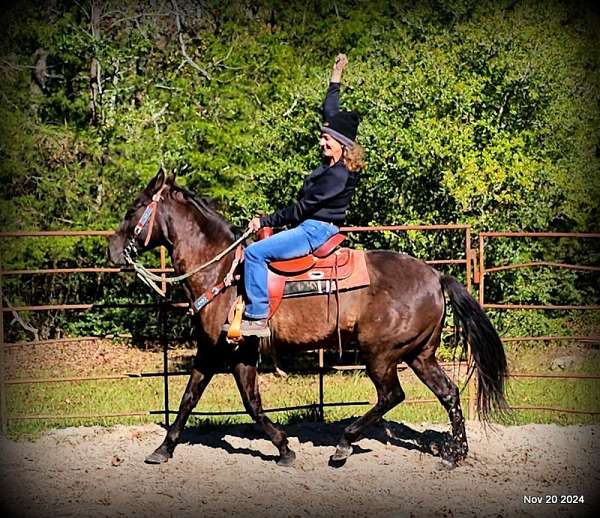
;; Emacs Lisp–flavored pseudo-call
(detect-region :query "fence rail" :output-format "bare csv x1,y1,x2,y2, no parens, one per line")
478,232,600,312
1,226,598,433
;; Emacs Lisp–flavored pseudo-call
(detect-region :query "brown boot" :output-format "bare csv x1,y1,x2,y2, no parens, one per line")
239,318,270,338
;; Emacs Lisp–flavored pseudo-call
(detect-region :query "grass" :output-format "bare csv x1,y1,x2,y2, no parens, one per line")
3,341,600,439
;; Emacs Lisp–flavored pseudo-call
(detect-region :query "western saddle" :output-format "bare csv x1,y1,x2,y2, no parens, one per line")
266,231,370,318
225,229,370,341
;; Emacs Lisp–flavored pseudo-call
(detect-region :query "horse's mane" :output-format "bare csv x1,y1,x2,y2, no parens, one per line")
170,183,235,239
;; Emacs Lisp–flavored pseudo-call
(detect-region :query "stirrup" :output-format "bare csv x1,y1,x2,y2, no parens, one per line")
225,297,245,340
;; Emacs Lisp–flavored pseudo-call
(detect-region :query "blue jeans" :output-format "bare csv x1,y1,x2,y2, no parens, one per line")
244,219,340,319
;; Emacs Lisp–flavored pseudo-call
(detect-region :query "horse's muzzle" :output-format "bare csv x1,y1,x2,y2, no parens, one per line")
108,234,128,266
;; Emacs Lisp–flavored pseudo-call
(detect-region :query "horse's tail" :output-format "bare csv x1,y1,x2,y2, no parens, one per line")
440,275,508,419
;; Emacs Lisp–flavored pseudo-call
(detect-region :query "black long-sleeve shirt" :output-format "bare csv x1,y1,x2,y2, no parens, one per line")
323,81,341,121
260,82,356,228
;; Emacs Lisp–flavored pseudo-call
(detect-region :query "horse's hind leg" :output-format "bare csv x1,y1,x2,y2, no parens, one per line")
407,350,468,467
331,355,405,464
230,344,296,467
145,352,216,464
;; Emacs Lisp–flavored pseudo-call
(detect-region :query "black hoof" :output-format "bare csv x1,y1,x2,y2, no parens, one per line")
439,441,468,469
328,455,348,468
328,445,352,468
438,442,463,469
276,450,296,467
145,447,172,464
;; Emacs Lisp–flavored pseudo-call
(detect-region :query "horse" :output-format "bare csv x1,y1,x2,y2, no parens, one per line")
108,168,508,468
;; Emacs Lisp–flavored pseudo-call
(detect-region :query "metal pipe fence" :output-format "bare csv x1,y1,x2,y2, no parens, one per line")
0,226,598,433
478,231,600,312
477,231,600,418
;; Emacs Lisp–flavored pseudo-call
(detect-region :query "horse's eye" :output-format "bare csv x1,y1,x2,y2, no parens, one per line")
125,206,139,219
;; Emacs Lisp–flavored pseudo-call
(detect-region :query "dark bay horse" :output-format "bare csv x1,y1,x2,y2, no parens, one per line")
108,169,508,468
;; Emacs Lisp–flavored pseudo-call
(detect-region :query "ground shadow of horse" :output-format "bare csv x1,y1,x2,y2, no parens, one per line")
165,417,450,465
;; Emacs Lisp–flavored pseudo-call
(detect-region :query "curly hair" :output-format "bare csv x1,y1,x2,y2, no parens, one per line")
343,143,366,173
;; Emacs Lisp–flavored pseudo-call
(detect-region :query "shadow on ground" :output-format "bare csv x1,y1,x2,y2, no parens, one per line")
161,419,450,464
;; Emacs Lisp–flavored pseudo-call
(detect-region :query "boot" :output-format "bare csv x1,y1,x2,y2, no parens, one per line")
222,318,270,338
239,318,270,338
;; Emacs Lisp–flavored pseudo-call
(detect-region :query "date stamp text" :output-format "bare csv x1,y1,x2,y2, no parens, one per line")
523,495,585,505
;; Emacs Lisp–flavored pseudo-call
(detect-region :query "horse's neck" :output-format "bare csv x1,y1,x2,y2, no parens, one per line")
168,208,235,297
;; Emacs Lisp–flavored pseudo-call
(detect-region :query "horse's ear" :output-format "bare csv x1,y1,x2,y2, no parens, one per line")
145,167,167,193
167,164,188,186
166,169,176,186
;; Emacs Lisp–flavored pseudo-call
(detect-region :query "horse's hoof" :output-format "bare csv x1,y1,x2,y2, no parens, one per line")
328,445,352,467
438,441,465,468
328,456,347,468
145,448,172,464
276,450,296,467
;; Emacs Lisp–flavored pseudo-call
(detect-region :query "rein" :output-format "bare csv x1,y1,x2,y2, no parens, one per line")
123,186,252,297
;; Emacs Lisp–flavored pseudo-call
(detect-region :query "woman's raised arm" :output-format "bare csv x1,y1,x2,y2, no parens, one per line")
323,54,348,121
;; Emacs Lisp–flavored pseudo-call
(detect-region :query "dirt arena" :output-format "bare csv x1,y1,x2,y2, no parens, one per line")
1,420,598,517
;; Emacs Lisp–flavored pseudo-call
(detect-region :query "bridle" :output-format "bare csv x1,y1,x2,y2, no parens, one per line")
120,183,251,303
123,184,168,264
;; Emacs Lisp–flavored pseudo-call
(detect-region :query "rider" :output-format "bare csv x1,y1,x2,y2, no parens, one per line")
238,54,364,337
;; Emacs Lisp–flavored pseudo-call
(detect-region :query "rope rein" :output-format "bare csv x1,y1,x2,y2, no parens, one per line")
125,228,253,297
123,182,253,301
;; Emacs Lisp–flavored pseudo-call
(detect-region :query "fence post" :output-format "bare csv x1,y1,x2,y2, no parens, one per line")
464,227,475,420
465,227,472,294
0,261,6,435
318,348,324,421
160,247,170,428
478,234,485,307
468,234,487,420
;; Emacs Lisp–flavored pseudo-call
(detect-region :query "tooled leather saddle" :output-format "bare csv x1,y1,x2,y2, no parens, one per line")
265,231,370,318
223,229,371,342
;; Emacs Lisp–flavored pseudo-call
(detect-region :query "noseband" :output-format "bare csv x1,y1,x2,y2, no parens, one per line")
123,184,168,263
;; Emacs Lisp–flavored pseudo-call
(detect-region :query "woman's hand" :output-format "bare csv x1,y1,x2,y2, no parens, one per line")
331,53,348,82
248,217,262,232
333,54,348,71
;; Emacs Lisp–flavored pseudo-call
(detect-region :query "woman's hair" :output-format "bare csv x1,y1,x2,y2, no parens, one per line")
343,143,366,173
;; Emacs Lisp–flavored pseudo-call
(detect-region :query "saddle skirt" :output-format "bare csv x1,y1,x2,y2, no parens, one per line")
266,233,370,318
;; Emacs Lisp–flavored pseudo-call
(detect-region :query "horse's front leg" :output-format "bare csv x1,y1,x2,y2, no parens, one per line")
229,343,296,467
145,355,215,464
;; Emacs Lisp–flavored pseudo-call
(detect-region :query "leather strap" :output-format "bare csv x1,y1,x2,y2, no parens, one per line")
190,244,244,314
131,184,168,247
334,252,342,358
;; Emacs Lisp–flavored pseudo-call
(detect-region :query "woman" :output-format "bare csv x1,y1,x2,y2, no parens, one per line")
239,53,365,337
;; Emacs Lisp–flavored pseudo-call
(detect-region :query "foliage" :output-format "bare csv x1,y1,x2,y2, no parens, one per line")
0,0,598,340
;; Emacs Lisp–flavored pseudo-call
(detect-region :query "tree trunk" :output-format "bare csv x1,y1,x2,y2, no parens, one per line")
90,1,102,126
30,48,48,96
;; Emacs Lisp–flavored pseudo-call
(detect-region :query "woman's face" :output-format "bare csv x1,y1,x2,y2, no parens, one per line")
320,132,343,161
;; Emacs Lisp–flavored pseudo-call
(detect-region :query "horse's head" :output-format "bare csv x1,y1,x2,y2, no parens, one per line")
108,168,174,266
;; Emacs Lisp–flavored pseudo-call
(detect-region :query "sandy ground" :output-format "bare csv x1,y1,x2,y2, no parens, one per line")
1,420,599,518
